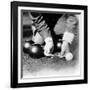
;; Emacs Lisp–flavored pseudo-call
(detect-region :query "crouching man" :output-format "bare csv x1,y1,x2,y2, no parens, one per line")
59,31,74,61
54,14,78,61
31,15,54,57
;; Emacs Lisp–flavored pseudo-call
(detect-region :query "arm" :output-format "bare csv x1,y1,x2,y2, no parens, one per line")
43,37,54,56
60,31,74,56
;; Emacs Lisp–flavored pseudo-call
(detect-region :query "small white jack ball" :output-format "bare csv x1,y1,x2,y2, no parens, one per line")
65,52,73,61
24,42,30,48
57,42,61,48
31,46,38,53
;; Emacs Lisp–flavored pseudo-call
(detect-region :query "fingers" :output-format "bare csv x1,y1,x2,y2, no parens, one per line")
39,26,49,32
37,20,46,29
37,22,49,32
34,16,43,24
37,16,43,24
33,15,50,32
38,24,48,30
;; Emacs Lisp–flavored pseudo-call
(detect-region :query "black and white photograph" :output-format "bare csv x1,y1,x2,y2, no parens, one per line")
21,10,80,79
11,1,87,88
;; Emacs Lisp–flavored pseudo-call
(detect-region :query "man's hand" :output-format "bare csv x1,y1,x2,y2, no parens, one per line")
60,41,68,56
43,37,54,57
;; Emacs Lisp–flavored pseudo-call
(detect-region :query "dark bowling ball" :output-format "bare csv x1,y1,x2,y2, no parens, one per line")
29,44,44,58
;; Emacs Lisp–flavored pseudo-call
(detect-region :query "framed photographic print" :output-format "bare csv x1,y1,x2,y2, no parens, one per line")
11,1,88,88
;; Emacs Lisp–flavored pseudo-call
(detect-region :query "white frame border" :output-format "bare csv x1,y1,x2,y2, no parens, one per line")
18,6,84,83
